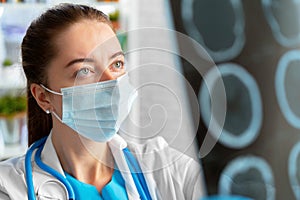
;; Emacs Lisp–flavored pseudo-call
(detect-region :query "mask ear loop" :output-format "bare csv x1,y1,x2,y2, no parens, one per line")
40,84,63,96
50,110,64,123
40,84,64,123
45,109,63,123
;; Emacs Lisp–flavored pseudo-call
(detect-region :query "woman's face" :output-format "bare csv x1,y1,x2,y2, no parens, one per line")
46,20,124,117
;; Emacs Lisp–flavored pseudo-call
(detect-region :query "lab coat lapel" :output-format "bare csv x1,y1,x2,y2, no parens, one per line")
108,134,141,200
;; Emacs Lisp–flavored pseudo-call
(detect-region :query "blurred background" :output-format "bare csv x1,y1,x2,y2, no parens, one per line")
171,0,300,199
0,0,300,199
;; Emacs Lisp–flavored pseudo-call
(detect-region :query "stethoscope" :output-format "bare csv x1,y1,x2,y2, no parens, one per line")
25,137,152,200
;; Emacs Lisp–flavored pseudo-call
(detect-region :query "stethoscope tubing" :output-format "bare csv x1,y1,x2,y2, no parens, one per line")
25,137,74,200
25,137,47,200
34,140,75,199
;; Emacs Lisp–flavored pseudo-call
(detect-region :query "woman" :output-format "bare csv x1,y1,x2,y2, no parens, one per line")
0,3,205,200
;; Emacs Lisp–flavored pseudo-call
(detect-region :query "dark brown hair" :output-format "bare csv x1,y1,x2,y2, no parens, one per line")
22,3,113,146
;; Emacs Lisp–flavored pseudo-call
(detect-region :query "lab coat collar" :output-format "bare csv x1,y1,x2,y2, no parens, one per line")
108,133,128,150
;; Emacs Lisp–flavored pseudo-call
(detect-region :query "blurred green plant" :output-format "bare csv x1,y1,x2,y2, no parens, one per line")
0,95,27,118
2,58,13,67
109,9,119,21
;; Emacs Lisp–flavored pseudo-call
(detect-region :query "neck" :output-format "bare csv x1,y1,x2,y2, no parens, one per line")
51,122,114,192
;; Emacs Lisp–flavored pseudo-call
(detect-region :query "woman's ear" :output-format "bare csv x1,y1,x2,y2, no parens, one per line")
30,83,51,113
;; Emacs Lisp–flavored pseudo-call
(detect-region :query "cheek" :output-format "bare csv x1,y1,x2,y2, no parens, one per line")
50,94,63,115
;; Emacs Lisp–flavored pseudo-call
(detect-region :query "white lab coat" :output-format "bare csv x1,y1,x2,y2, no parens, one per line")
0,133,206,200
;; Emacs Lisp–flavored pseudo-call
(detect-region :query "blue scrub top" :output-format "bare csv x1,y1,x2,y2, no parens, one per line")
65,169,128,200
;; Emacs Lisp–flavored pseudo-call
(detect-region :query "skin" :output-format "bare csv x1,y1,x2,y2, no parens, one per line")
30,19,125,193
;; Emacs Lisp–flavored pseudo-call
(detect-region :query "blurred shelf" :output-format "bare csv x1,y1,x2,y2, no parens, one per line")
0,0,122,63
0,1,120,22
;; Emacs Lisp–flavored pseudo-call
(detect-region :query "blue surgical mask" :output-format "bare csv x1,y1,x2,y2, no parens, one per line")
41,73,137,142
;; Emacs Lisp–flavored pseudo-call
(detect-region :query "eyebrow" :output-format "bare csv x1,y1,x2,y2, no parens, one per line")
65,51,124,68
109,51,124,60
65,58,94,68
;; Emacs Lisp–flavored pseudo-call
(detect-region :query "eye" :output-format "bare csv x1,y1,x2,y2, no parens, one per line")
112,60,124,70
78,67,90,75
76,66,94,78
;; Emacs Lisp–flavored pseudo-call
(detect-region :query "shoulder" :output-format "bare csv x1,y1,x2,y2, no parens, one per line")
0,155,26,177
0,143,68,200
127,136,168,154
0,153,26,166
127,136,199,171
127,136,187,155
0,155,27,198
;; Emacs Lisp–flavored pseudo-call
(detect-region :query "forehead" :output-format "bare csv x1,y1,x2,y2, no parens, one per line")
54,20,120,59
